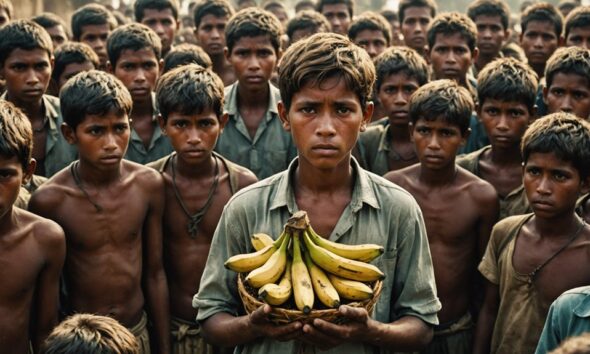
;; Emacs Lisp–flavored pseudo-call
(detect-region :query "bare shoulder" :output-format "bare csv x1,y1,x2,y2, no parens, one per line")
383,165,418,188
124,160,164,191
458,167,498,205
235,166,258,190
13,208,65,247
29,168,74,214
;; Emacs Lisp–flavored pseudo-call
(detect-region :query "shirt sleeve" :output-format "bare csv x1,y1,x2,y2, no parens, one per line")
478,223,502,285
534,299,562,354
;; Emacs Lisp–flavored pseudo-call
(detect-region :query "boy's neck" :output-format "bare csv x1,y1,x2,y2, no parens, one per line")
76,159,122,186
475,52,498,71
490,143,522,166
131,98,154,119
237,81,269,108
530,63,545,80
295,156,354,195
532,212,585,240
0,207,17,235
174,153,216,180
418,163,458,187
211,54,228,71
6,94,44,123
388,124,411,141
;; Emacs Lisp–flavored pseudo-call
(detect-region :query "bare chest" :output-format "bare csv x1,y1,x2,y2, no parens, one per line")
132,116,156,149
0,237,44,302
480,162,522,197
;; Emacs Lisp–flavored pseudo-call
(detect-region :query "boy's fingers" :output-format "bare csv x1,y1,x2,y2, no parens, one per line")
249,304,272,325
302,323,339,348
311,318,351,338
339,305,368,322
274,321,303,341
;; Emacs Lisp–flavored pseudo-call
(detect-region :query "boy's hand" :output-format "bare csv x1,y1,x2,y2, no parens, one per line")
300,305,375,350
248,304,303,341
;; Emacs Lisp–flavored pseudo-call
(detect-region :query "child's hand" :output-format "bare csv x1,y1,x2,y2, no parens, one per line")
248,304,303,341
300,305,374,350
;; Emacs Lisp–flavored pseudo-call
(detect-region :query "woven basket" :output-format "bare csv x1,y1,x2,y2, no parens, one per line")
237,273,383,325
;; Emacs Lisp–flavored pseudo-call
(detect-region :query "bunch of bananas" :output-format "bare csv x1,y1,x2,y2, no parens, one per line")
225,211,385,314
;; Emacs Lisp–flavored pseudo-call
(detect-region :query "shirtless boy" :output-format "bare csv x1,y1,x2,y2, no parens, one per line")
0,100,65,353
385,79,498,354
194,32,440,354
149,64,257,352
29,70,170,354
474,113,590,354
458,58,539,219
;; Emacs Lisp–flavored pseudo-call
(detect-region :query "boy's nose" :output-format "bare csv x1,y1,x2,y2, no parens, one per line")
560,95,573,113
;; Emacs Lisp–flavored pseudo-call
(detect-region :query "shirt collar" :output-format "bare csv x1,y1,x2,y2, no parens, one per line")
573,288,590,318
225,82,279,119
0,92,59,131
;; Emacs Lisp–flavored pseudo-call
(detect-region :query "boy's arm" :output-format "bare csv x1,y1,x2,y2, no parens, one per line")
473,279,500,354
32,221,66,352
142,173,170,354
476,185,499,258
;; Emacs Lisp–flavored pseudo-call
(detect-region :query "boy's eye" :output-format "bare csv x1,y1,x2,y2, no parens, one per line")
336,106,352,115
403,86,417,94
509,109,524,117
300,107,315,114
553,171,569,181
526,167,541,176
573,91,589,100
550,88,565,96
420,19,430,25
11,63,26,71
440,129,456,137
199,120,216,128
89,127,103,135
174,120,188,128
416,126,429,134
485,107,499,116
114,124,129,133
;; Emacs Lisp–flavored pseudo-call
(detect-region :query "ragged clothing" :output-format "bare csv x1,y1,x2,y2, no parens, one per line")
421,312,474,354
129,312,151,354
171,316,214,354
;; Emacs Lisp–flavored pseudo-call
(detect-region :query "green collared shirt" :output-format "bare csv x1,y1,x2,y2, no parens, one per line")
356,123,392,176
215,83,297,180
193,158,441,354
125,93,174,164
1,94,78,177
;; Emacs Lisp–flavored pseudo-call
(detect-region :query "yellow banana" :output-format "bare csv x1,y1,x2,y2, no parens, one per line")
328,274,374,301
251,233,274,251
291,231,314,314
307,226,384,262
258,260,292,306
303,230,385,282
304,252,340,308
245,232,290,288
225,231,287,272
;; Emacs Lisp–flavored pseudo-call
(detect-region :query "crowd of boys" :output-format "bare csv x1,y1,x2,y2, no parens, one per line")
1,0,590,353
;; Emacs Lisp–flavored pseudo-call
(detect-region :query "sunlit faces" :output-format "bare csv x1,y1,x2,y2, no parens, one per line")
0,156,29,220
195,14,228,56
225,35,278,92
478,99,532,149
79,23,111,68
353,29,388,59
111,47,160,104
140,8,178,54
378,72,420,126
473,14,509,57
401,6,432,52
429,32,477,84
57,61,96,90
0,48,52,105
278,76,372,170
321,4,351,35
45,25,69,50
566,25,590,50
544,73,590,119
411,117,467,170
520,20,559,68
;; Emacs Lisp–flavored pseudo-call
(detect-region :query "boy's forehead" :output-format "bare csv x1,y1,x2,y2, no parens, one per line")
414,116,460,129
525,151,577,169
117,47,159,62
474,14,504,26
0,154,23,169
433,32,471,47
292,76,360,102
4,47,52,64
81,23,111,36
481,98,530,110
232,34,275,50
523,19,557,34
403,6,432,20
142,7,176,20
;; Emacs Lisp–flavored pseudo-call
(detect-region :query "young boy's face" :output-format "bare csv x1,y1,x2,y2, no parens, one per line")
353,29,388,59
378,72,420,127
1,48,52,105
429,32,477,84
412,117,466,170
478,98,532,149
195,14,228,57
0,155,29,220
111,47,160,105
566,25,590,50
474,15,509,58
520,20,559,68
321,3,351,35
46,25,69,50
401,6,432,52
58,61,96,90
79,24,111,69
524,151,588,220
544,73,590,120
159,109,228,165
278,76,372,171
140,8,178,54
226,35,278,92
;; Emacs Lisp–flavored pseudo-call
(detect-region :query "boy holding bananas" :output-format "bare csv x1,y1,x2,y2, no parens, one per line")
193,33,441,353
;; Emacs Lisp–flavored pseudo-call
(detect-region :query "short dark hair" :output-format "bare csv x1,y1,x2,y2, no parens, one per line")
156,63,225,121
134,0,179,21
398,0,437,25
501,42,527,61
193,0,235,29
317,0,354,18
0,0,12,20
409,79,474,135
71,4,117,41
521,112,590,179
521,2,563,37
286,10,330,41
163,43,212,72
427,12,478,53
278,32,375,111
225,8,283,54
557,0,578,15
564,5,590,40
107,23,162,66
0,20,53,68
467,0,511,30
544,46,590,90
374,46,429,91
52,42,100,84
477,57,538,113
295,0,316,13
348,11,392,45
60,70,133,131
380,9,399,23
31,12,71,38
0,100,32,169
42,314,139,354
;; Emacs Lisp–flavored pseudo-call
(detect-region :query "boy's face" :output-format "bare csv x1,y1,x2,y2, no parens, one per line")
64,111,130,170
566,25,590,50
353,29,388,59
401,6,432,52
520,20,560,68
226,35,279,92
111,47,160,105
0,48,52,106
57,61,96,90
79,24,111,68
0,155,32,220
159,109,228,165
291,28,317,44
474,15,509,57
411,117,466,170
478,99,532,149
140,8,179,54
46,25,69,50
544,73,590,119
278,76,372,171
524,151,589,220
321,3,351,35
195,14,228,56
429,32,477,84
378,72,420,127
267,6,288,28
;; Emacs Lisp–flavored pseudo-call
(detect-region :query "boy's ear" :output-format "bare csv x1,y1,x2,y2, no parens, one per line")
277,100,291,132
581,175,590,195
224,47,231,63
219,112,229,131
542,85,549,105
159,58,164,76
461,127,471,146
22,159,36,186
475,102,481,120
360,101,374,132
106,61,113,74
408,122,415,143
157,113,166,134
471,47,479,63
61,123,77,145
504,28,511,41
